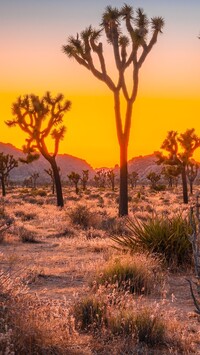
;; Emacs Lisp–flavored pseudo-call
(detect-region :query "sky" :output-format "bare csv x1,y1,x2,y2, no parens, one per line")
0,0,200,168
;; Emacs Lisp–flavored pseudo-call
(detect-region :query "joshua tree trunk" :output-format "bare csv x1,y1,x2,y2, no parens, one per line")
1,176,6,196
50,158,64,207
181,165,188,204
189,181,193,195
119,142,128,216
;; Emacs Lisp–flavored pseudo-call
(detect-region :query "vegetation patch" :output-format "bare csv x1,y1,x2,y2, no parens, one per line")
93,254,163,295
111,215,192,268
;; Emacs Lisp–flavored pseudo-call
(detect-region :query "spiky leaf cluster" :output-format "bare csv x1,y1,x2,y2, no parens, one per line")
6,92,71,160
63,3,164,88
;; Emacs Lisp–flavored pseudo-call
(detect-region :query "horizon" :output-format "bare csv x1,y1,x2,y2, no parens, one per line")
1,1,200,168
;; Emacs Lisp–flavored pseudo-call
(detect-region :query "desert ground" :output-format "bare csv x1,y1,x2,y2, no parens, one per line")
0,184,200,354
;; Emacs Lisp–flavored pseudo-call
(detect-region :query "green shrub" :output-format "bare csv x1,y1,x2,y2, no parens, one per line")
111,215,192,268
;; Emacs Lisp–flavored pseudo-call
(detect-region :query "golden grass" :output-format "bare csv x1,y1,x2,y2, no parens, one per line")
0,185,199,354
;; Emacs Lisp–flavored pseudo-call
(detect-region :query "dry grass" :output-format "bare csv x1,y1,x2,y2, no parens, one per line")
0,185,199,354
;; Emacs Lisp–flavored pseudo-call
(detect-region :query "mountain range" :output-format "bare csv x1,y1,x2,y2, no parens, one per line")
0,142,161,184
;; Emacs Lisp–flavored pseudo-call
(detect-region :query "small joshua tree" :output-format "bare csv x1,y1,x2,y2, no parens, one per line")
6,92,71,207
44,167,60,194
81,170,89,191
186,161,199,194
0,153,18,196
68,171,81,194
128,171,139,188
94,169,107,188
146,171,161,190
161,165,181,188
63,4,164,216
107,169,115,191
30,172,39,189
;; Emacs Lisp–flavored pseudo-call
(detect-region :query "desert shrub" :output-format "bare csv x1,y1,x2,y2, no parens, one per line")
17,226,38,243
94,254,163,295
15,210,37,221
107,307,165,345
0,272,76,354
134,307,165,345
111,215,192,268
101,217,128,236
73,296,106,330
31,189,47,197
69,204,99,229
152,184,166,191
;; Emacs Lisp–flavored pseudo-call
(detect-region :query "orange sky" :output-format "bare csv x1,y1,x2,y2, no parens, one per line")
1,1,200,168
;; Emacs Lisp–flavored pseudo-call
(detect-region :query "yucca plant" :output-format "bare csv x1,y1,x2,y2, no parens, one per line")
111,215,192,267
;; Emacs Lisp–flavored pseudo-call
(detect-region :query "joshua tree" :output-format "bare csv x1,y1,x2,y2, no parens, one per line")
81,169,89,191
161,165,181,188
30,172,39,189
156,129,200,203
146,171,161,190
68,171,81,194
0,153,18,196
63,4,164,216
94,169,107,188
186,161,199,194
107,169,115,191
6,92,71,207
128,171,139,188
44,167,59,194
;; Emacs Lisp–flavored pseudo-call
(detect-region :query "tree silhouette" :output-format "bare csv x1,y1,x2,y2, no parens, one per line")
94,169,107,188
157,129,200,203
6,92,71,207
63,4,164,216
146,171,161,190
161,165,181,188
30,172,39,189
186,161,199,194
68,171,81,194
128,171,139,188
107,169,115,191
44,167,61,194
81,170,89,191
0,153,18,196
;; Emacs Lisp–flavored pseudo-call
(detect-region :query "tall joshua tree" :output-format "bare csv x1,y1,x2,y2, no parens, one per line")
6,92,71,207
63,4,164,216
0,153,18,196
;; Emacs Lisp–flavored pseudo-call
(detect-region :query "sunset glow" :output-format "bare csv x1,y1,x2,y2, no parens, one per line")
1,0,200,167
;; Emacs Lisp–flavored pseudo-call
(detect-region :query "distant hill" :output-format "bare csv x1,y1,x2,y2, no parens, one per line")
128,154,162,183
0,143,94,183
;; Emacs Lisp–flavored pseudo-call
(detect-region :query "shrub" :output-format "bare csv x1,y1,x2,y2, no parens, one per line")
94,254,163,295
69,204,99,229
134,307,165,345
31,189,47,197
15,210,36,221
17,226,38,243
101,217,128,236
73,296,106,330
111,215,192,268
107,307,165,344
